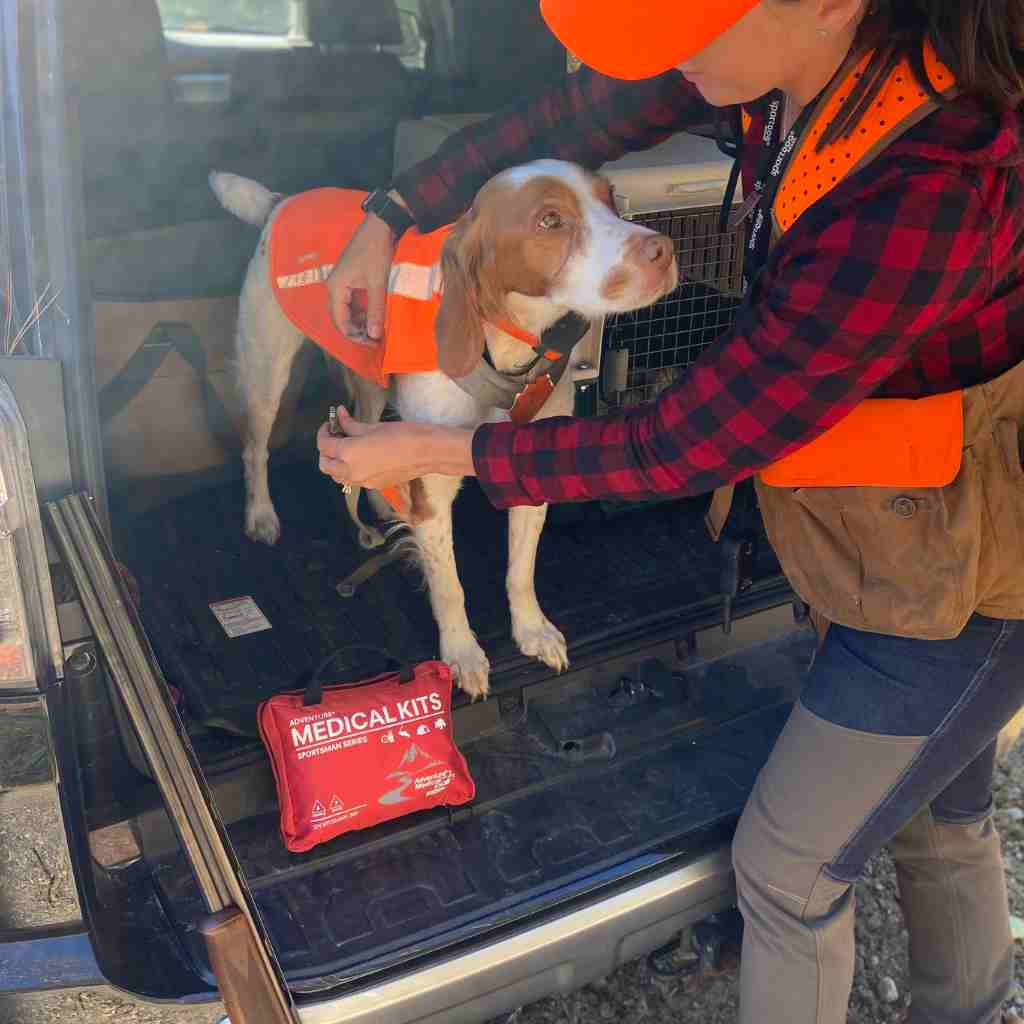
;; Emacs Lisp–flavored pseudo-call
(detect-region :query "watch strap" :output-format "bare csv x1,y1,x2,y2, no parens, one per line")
362,188,414,239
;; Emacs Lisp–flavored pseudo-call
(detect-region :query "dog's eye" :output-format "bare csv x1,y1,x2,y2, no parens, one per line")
538,211,563,230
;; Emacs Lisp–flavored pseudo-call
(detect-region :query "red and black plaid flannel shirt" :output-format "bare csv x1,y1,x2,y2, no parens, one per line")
393,69,1024,508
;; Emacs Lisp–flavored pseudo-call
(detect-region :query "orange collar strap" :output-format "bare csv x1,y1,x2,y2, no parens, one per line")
484,312,587,365
487,316,540,349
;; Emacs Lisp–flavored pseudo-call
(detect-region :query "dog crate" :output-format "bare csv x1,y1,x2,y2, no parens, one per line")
595,133,745,410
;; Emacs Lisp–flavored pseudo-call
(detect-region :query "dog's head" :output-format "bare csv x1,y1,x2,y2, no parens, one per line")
436,159,679,379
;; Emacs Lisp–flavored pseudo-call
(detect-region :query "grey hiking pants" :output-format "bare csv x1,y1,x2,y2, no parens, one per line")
734,615,1024,1024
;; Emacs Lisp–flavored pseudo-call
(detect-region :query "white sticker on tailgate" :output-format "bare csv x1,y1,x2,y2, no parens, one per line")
209,596,272,638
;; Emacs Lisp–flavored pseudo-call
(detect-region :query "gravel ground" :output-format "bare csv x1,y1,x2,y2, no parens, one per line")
498,740,1024,1024
4,744,1024,1024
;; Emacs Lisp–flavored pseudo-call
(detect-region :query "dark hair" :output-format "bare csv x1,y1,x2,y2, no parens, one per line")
820,1,1024,147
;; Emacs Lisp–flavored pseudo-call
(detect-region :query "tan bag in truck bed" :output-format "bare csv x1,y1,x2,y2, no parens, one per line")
91,221,326,485
96,295,243,481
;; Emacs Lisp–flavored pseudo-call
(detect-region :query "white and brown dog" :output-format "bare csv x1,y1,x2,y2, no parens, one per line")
211,160,678,699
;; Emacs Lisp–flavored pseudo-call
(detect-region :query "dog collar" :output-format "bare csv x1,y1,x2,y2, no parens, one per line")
453,312,590,423
488,316,541,349
486,311,590,362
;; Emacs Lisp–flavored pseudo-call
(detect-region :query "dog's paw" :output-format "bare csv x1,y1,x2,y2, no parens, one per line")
513,616,569,674
442,636,491,701
245,507,281,546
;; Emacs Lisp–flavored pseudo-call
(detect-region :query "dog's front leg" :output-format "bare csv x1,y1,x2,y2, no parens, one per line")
412,474,491,700
507,504,569,674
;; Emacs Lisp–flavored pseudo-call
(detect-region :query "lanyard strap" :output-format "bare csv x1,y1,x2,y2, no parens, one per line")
745,92,818,288
717,89,821,293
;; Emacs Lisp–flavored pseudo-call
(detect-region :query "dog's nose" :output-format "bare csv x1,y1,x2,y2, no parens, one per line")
642,234,673,267
626,231,674,270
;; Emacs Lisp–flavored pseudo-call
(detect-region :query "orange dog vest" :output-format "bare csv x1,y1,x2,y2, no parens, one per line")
270,188,451,388
756,43,963,489
270,188,568,516
270,188,564,413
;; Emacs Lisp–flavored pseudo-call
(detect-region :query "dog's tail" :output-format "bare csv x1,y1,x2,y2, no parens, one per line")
209,171,279,227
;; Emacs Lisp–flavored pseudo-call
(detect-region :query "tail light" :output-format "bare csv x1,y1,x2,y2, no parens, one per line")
0,376,63,690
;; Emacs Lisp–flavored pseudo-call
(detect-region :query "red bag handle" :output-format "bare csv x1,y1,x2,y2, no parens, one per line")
303,644,415,707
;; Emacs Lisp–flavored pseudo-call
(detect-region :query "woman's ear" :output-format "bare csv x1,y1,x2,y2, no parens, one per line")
435,210,488,380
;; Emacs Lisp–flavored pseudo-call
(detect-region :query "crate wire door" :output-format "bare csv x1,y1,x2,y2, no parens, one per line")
602,205,745,408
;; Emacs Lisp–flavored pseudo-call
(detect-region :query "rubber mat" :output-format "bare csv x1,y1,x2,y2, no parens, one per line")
153,626,808,984
163,704,794,983
115,461,781,737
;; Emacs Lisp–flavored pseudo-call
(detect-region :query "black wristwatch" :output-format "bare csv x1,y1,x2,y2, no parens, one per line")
361,188,415,239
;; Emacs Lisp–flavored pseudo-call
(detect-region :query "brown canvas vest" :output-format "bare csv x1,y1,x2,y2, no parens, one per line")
710,45,1024,639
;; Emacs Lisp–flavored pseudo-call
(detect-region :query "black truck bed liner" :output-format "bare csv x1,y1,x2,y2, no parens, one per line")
151,634,808,988
105,461,806,991
114,460,781,742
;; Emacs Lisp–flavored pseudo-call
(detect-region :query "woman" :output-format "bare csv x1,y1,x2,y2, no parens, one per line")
319,3,1024,1022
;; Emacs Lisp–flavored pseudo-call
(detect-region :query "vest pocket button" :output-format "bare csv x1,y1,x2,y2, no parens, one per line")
892,496,917,518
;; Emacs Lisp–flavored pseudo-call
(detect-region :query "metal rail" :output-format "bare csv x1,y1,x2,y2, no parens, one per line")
46,492,297,1023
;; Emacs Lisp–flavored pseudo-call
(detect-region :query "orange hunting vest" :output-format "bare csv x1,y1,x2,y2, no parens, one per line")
707,44,961,539
722,45,1024,638
754,42,961,490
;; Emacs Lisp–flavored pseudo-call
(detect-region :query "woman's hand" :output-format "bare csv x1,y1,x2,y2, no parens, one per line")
317,407,476,489
325,215,397,342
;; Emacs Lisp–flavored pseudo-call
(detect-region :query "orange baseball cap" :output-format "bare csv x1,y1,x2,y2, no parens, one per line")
540,0,762,80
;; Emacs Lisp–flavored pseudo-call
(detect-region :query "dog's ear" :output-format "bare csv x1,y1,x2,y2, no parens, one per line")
436,209,489,380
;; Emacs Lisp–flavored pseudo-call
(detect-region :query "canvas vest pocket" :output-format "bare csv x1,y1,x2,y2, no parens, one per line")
759,479,974,638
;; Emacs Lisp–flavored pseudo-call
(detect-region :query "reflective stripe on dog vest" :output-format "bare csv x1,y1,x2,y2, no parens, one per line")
755,43,964,489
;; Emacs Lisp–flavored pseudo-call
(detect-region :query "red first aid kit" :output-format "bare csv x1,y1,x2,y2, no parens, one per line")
258,647,476,853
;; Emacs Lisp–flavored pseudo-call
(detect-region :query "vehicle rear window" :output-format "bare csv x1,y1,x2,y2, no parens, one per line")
157,0,289,35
